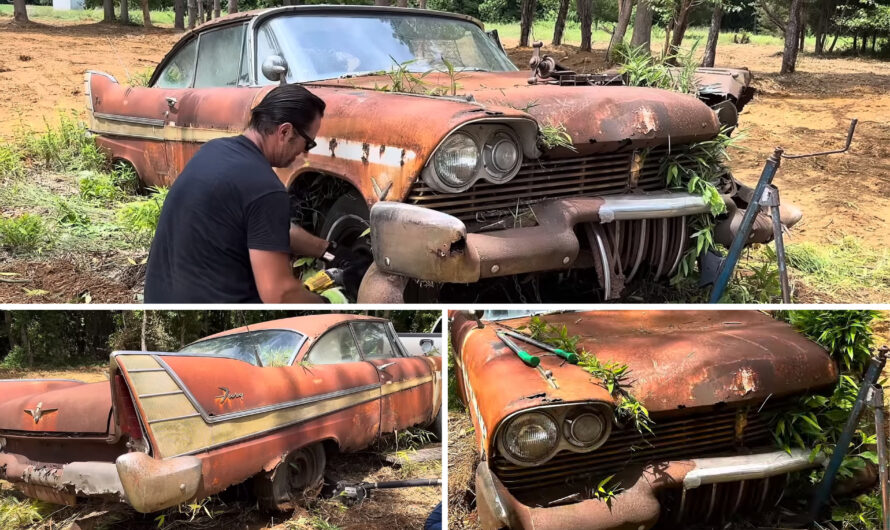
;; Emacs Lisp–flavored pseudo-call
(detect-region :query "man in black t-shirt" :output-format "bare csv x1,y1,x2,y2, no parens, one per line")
145,85,349,303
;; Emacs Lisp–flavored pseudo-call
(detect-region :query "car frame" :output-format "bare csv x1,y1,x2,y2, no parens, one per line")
451,309,838,529
85,5,782,303
0,314,442,513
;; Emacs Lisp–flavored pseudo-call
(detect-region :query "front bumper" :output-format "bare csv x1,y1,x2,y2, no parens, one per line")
0,451,202,513
475,448,824,530
368,192,712,285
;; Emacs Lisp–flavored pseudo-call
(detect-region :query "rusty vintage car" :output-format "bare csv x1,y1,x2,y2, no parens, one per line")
0,314,442,513
451,309,838,529
85,5,790,302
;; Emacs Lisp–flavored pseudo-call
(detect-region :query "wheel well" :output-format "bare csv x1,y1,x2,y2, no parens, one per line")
319,438,341,460
288,173,363,235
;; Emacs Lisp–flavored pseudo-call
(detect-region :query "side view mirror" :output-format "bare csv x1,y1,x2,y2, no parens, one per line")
420,339,435,354
261,55,289,85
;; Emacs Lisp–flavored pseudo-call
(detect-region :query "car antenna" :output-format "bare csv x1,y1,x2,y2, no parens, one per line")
239,311,263,366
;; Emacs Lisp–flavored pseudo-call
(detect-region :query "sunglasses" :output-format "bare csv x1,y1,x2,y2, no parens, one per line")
293,126,317,153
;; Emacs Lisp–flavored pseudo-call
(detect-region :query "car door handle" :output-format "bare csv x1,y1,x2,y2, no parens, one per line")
166,97,178,108
376,362,396,371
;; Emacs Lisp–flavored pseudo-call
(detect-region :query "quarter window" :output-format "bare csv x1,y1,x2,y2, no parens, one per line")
155,38,198,89
195,24,247,88
305,325,361,365
352,322,397,360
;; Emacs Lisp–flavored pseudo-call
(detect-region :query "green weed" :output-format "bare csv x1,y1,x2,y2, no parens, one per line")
0,144,23,179
116,186,168,239
285,516,343,530
127,68,154,87
0,494,45,528
538,122,575,151
784,237,890,300
20,113,108,173
0,213,50,253
78,171,123,202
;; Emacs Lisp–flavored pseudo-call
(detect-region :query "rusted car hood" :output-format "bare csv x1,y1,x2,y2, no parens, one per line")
454,310,837,454
317,71,720,150
0,380,112,435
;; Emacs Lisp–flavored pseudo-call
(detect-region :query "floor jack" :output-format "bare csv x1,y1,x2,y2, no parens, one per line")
331,478,442,505
708,119,858,303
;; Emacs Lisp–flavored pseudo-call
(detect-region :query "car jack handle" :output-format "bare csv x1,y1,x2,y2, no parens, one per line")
710,118,858,303
810,345,888,521
497,331,540,368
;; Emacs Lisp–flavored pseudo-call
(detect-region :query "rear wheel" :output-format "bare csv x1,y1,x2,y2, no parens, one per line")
254,443,326,511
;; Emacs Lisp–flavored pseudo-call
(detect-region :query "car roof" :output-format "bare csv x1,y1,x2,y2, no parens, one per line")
179,5,483,38
198,313,387,343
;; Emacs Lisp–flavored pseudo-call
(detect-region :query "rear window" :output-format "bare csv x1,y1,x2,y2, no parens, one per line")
180,330,304,367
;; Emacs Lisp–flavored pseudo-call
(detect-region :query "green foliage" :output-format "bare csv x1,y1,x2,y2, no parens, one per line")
785,237,890,299
127,68,154,87
0,144,24,179
0,213,51,253
615,42,699,94
590,474,622,505
790,310,879,374
538,122,576,151
0,495,46,528
20,113,108,173
831,491,883,530
116,186,169,238
715,245,783,303
78,171,123,202
518,315,653,435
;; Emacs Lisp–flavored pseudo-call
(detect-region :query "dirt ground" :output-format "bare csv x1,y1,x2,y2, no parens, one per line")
0,366,442,530
1,19,889,302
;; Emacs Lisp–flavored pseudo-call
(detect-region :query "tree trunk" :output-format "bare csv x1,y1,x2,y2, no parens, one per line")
577,0,593,52
552,0,570,46
103,0,115,22
669,0,693,52
607,0,634,58
701,1,723,67
630,0,653,55
197,0,204,24
780,0,803,74
814,0,830,55
375,0,391,6
12,0,28,23
21,323,31,368
798,6,806,53
213,0,220,18
5,312,16,351
120,0,129,24
397,0,408,6
828,31,838,53
141,0,152,27
141,311,148,352
419,0,426,7
174,0,184,29
228,0,237,14
188,0,197,28
519,0,537,47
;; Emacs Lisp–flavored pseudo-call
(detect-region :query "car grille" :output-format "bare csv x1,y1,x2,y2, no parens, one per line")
491,398,788,492
407,146,675,223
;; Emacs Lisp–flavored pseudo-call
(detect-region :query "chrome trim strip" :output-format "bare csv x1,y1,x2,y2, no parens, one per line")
92,112,166,127
683,448,824,489
597,192,713,222
138,390,186,399
147,413,203,424
126,368,166,373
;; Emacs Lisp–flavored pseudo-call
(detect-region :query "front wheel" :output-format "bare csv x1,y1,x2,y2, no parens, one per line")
254,443,326,511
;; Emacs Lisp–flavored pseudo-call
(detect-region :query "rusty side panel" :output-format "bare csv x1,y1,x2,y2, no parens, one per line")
0,380,112,435
454,310,838,459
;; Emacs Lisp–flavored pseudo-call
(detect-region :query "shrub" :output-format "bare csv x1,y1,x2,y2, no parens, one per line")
78,171,121,202
0,213,50,252
0,144,24,179
20,113,108,173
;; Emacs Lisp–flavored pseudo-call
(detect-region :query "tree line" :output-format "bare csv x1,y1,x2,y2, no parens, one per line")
0,310,440,369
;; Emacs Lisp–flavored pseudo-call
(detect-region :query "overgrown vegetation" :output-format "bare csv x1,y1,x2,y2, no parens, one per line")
0,495,46,528
116,186,169,241
0,214,50,253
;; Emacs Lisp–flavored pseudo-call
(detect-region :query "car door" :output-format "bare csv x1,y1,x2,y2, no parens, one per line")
351,320,437,434
161,22,265,181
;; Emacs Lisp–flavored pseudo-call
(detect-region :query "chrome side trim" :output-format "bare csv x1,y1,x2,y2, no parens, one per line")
683,448,824,489
92,112,166,127
147,413,203,425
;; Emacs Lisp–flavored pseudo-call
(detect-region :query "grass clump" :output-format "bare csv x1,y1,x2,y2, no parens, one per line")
0,494,46,528
784,237,890,299
127,68,154,87
19,113,107,173
0,213,51,253
539,122,576,151
0,144,24,179
116,186,168,240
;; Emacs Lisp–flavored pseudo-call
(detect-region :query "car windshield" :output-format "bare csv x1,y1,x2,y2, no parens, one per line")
179,329,304,367
482,310,567,321
255,13,517,83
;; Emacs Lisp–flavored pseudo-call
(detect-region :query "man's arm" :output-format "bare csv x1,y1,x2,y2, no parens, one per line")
290,223,329,258
249,249,326,303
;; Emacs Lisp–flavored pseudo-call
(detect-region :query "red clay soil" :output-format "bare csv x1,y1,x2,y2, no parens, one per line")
0,255,140,303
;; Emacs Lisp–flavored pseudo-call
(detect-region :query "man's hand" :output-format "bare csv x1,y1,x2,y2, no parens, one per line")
322,241,364,269
249,249,326,303
289,224,329,259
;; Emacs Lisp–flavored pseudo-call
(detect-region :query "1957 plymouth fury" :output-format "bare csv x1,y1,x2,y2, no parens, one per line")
451,310,837,529
0,314,442,512
84,6,796,303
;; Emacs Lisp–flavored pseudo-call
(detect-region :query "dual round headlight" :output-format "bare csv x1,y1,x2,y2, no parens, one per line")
499,407,611,465
428,127,522,193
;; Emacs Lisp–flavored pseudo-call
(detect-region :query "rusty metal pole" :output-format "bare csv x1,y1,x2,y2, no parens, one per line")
871,384,890,530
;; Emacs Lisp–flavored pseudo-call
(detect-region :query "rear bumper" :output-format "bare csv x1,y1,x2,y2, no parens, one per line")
0,451,202,513
368,192,713,284
475,448,823,530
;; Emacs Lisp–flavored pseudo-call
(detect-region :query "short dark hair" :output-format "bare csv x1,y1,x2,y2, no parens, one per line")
248,84,326,135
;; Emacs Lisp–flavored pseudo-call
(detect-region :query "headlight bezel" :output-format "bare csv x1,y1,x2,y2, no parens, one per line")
495,402,613,467
421,119,534,194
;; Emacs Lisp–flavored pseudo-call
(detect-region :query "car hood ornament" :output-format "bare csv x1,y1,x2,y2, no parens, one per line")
24,402,58,424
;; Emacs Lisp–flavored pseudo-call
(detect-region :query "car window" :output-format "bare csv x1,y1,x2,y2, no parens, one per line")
352,322,398,360
195,24,247,88
305,325,361,365
179,330,303,367
155,38,198,88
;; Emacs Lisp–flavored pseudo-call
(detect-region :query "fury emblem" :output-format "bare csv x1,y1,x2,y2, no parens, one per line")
215,387,244,404
23,402,58,424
